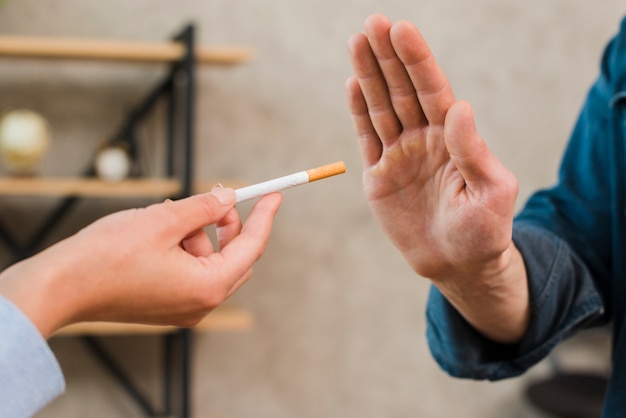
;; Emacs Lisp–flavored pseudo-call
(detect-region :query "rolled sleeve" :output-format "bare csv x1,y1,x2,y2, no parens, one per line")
0,295,65,418
426,222,605,381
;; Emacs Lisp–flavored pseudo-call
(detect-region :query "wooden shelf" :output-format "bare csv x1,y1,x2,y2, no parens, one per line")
0,177,249,198
0,26,256,416
53,305,254,337
0,177,181,198
0,35,253,65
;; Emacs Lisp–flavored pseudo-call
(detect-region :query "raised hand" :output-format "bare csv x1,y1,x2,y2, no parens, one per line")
347,14,518,282
347,15,529,342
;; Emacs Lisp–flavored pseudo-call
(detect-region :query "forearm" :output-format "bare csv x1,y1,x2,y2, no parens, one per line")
431,242,530,344
0,242,75,340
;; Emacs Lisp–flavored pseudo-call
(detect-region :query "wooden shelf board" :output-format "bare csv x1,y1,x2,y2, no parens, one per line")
0,177,182,198
53,305,254,337
0,35,253,65
0,177,249,198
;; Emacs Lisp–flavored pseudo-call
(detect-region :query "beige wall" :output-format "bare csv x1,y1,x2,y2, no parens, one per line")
0,1,623,417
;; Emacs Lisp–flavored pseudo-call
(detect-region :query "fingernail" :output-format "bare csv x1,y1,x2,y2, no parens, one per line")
211,187,235,205
163,198,173,203
211,183,224,191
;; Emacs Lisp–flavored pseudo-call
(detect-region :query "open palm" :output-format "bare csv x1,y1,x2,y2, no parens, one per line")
347,15,519,281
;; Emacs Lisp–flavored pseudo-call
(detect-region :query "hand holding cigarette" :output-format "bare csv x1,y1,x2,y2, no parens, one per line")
235,161,346,203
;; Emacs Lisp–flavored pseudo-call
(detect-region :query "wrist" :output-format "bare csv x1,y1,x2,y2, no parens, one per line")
0,241,78,339
431,242,530,343
433,244,514,295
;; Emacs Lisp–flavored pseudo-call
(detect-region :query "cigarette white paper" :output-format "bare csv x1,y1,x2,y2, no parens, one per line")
234,161,346,203
235,171,309,203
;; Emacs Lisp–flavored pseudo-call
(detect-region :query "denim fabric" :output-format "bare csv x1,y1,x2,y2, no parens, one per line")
426,15,626,418
0,295,64,418
427,224,605,377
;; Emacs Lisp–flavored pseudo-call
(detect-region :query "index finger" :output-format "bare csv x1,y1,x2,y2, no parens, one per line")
390,20,455,126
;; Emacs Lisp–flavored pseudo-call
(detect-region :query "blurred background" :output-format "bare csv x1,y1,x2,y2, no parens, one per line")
0,0,623,417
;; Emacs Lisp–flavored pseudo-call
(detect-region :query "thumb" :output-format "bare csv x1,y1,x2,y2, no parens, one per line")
444,100,498,187
161,188,237,236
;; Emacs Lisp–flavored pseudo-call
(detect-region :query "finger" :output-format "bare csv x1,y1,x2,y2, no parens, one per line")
346,75,383,166
348,32,402,144
225,268,254,299
223,194,282,295
390,20,455,126
236,192,282,257
157,188,236,239
182,228,215,257
215,206,243,250
364,14,426,130
205,193,282,289
444,101,493,188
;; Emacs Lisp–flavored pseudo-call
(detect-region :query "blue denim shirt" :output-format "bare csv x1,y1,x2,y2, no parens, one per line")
426,16,626,417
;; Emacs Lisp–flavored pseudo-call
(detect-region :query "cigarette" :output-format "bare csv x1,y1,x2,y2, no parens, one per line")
235,161,346,203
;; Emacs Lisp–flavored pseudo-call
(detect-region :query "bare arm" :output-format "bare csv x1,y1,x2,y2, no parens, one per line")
346,14,529,343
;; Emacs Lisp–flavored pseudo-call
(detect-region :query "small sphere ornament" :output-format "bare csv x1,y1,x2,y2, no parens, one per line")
0,109,51,175
94,144,132,181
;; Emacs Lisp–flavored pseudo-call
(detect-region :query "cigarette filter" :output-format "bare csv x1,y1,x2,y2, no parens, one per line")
235,161,346,203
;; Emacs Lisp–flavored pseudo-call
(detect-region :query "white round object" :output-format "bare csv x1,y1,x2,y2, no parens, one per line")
0,110,51,175
95,146,132,181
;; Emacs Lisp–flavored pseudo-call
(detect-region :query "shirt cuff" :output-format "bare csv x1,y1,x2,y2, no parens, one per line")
0,294,65,418
425,222,605,381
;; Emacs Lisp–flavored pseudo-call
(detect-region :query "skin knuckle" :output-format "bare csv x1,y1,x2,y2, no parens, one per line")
200,196,221,216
